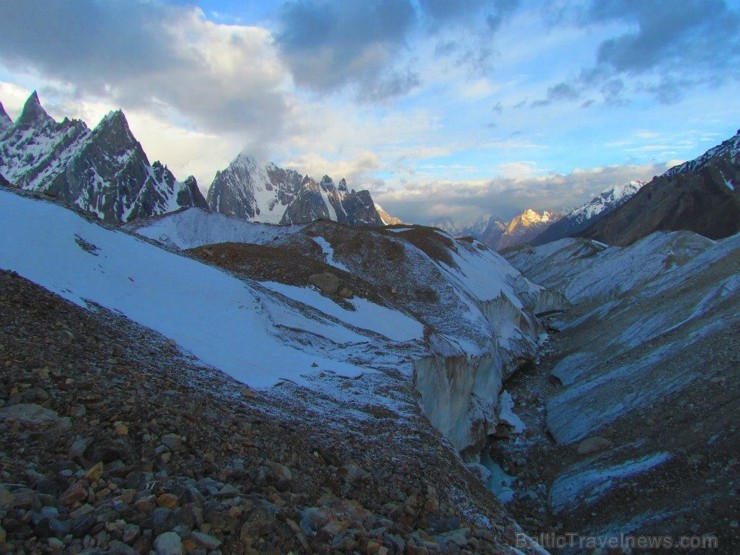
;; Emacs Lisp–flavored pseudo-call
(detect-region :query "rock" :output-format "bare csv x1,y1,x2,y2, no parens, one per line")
85,461,104,481
109,540,137,555
70,437,93,460
48,537,65,550
300,506,332,535
576,436,613,455
154,531,183,555
0,403,71,430
71,513,96,537
308,272,342,295
58,329,75,345
339,463,371,484
150,507,178,534
216,483,239,497
0,487,13,506
160,433,183,451
122,523,140,543
69,503,94,519
339,287,354,299
114,422,129,436
134,494,156,512
320,519,349,537
10,488,38,509
60,484,88,505
157,493,179,509
436,527,469,548
190,530,221,549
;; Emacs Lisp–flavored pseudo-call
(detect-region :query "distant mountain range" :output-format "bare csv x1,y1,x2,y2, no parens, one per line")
0,93,207,222
207,152,383,226
431,210,559,251
531,181,644,246
3,93,737,245
428,130,739,250
0,93,385,226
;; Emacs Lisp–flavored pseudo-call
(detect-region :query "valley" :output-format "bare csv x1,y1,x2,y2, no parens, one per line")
0,91,738,554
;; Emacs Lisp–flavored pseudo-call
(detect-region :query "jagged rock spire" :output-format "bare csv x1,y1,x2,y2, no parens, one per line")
16,91,54,128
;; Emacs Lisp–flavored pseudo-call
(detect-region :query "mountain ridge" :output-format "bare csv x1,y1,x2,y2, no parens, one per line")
0,92,208,222
579,130,740,245
207,152,384,226
531,180,644,246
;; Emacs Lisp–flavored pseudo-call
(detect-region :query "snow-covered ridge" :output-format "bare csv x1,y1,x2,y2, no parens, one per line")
0,188,423,389
664,129,740,177
566,181,643,223
130,207,306,249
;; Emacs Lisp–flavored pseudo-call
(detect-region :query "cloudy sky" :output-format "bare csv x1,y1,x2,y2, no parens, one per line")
1,0,738,223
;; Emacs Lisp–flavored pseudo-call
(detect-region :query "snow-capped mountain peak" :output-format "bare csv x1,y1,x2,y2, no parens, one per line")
664,129,740,177
530,180,645,246
0,92,206,221
581,130,740,245
497,208,560,250
207,157,383,226
511,208,554,230
568,180,644,222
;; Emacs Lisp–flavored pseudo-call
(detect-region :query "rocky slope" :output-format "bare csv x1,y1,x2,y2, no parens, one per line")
580,131,740,245
0,92,207,223
207,153,384,226
0,268,549,554
375,203,403,225
531,181,643,246
503,232,739,552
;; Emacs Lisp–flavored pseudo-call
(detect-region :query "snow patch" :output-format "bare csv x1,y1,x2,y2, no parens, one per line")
311,236,349,272
497,390,526,433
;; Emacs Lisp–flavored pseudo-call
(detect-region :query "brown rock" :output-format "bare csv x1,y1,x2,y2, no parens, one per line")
308,272,342,295
60,484,88,505
157,493,179,509
85,461,104,481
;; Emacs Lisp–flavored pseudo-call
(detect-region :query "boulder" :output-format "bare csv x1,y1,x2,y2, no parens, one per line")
0,403,71,431
308,272,342,295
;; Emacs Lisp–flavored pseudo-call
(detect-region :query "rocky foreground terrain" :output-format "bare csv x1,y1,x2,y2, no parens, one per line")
0,269,547,554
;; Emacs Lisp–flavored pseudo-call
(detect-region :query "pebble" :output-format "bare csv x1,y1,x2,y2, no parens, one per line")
190,530,221,549
157,493,179,508
154,530,183,555
59,484,88,505
85,461,104,481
